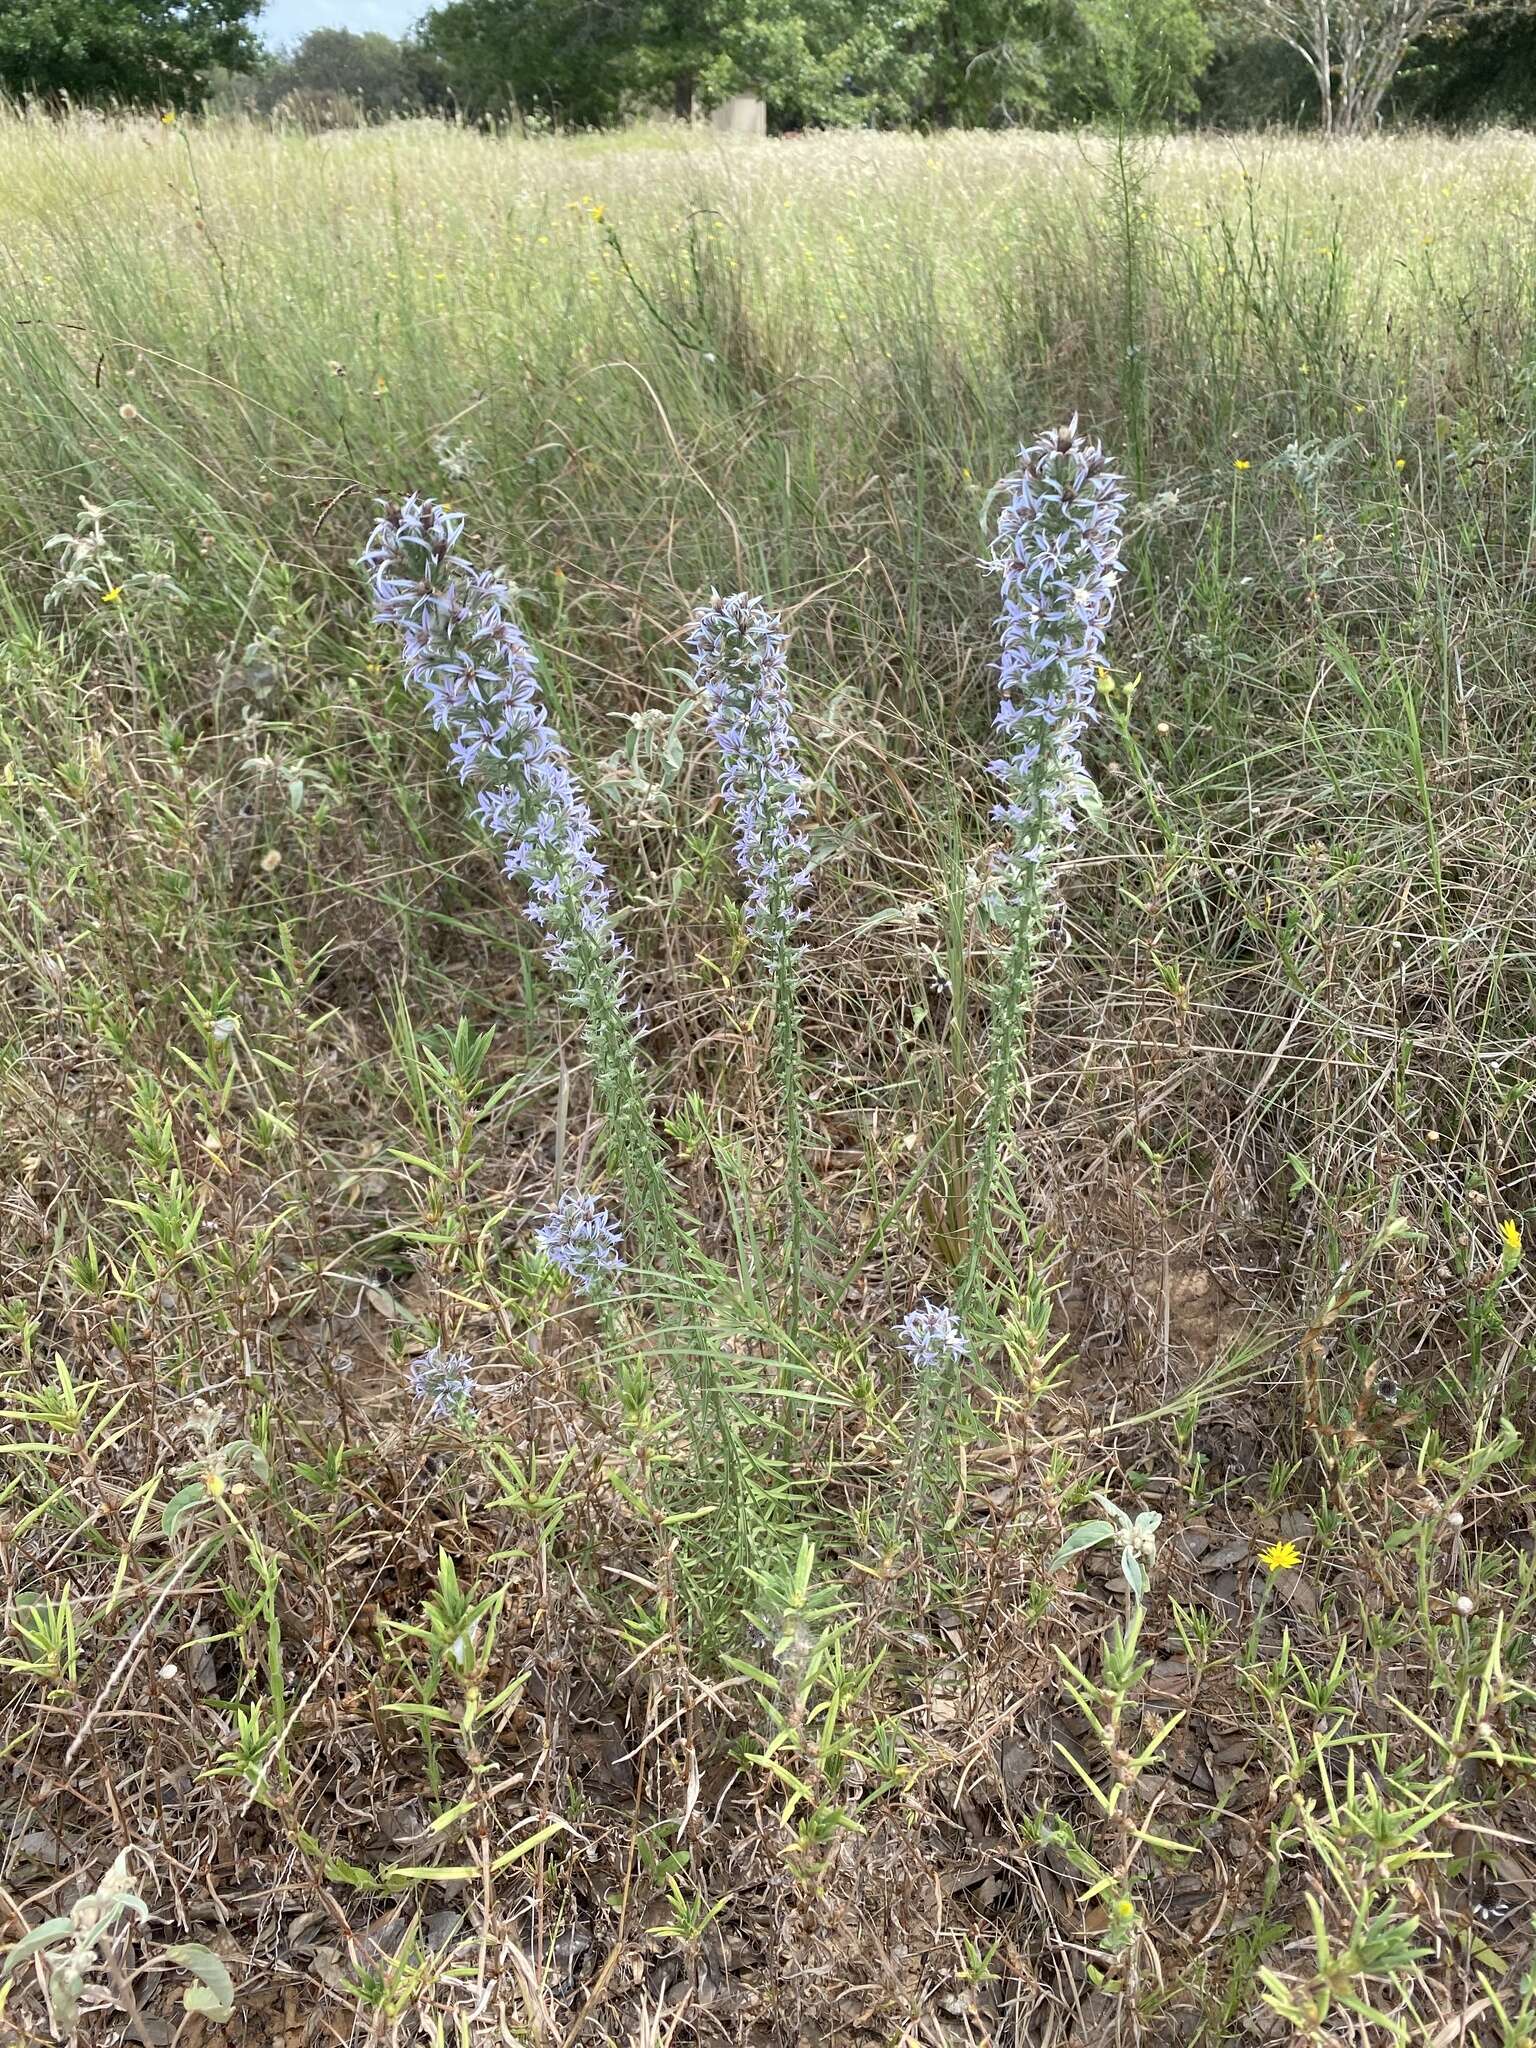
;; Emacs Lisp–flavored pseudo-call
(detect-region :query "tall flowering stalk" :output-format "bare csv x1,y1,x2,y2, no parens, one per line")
965,422,1127,1296
362,498,674,1252
895,1299,972,1541
689,593,814,1328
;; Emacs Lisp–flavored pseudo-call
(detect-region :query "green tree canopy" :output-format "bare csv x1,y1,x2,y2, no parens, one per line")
713,0,943,126
420,0,637,125
923,0,1212,125
258,28,450,118
420,0,947,128
0,0,261,108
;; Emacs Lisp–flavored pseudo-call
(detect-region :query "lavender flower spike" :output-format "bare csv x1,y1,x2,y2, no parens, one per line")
899,1301,970,1376
535,1191,625,1295
988,421,1127,900
362,497,619,989
409,1345,477,1420
688,593,811,949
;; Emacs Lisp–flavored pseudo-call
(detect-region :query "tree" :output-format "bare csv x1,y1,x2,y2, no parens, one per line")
421,0,943,127
713,0,944,126
923,0,1212,126
262,29,409,115
0,0,261,108
1072,0,1214,120
256,29,450,119
420,0,637,124
1239,0,1473,133
1392,1,1536,124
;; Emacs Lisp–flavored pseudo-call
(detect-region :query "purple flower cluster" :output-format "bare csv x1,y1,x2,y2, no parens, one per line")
988,422,1127,893
535,1190,625,1294
362,497,618,986
688,594,811,950
898,1300,970,1376
408,1344,477,1419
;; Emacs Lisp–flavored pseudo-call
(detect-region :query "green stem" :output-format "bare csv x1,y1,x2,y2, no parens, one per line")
769,927,810,1341
575,923,757,1602
959,860,1044,1317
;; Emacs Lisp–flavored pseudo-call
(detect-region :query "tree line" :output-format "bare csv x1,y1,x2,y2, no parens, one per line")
2,0,1533,135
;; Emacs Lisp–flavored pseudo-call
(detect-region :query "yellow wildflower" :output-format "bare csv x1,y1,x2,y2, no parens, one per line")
1499,1217,1522,1260
100,585,123,604
1233,458,1250,471
201,1469,226,1499
160,111,176,126
1259,1539,1300,1573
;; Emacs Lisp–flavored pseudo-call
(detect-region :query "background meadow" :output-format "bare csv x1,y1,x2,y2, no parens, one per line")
3,113,1536,2045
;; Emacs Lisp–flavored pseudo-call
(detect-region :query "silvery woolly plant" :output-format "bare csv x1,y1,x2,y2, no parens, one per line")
689,592,814,1330
362,498,673,1259
965,422,1127,1298
1050,1491,1161,1608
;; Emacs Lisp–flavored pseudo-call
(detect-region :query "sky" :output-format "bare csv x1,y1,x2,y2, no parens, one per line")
258,0,424,47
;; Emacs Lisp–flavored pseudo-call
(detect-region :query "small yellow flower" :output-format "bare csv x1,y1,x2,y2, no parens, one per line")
1395,457,1406,471
1259,1539,1300,1573
201,1469,226,1499
1111,1897,1135,1923
160,111,176,126
1498,1217,1522,1260
100,585,123,604
1233,458,1250,471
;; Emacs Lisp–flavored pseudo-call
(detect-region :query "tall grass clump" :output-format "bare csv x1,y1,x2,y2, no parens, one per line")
688,592,814,1331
